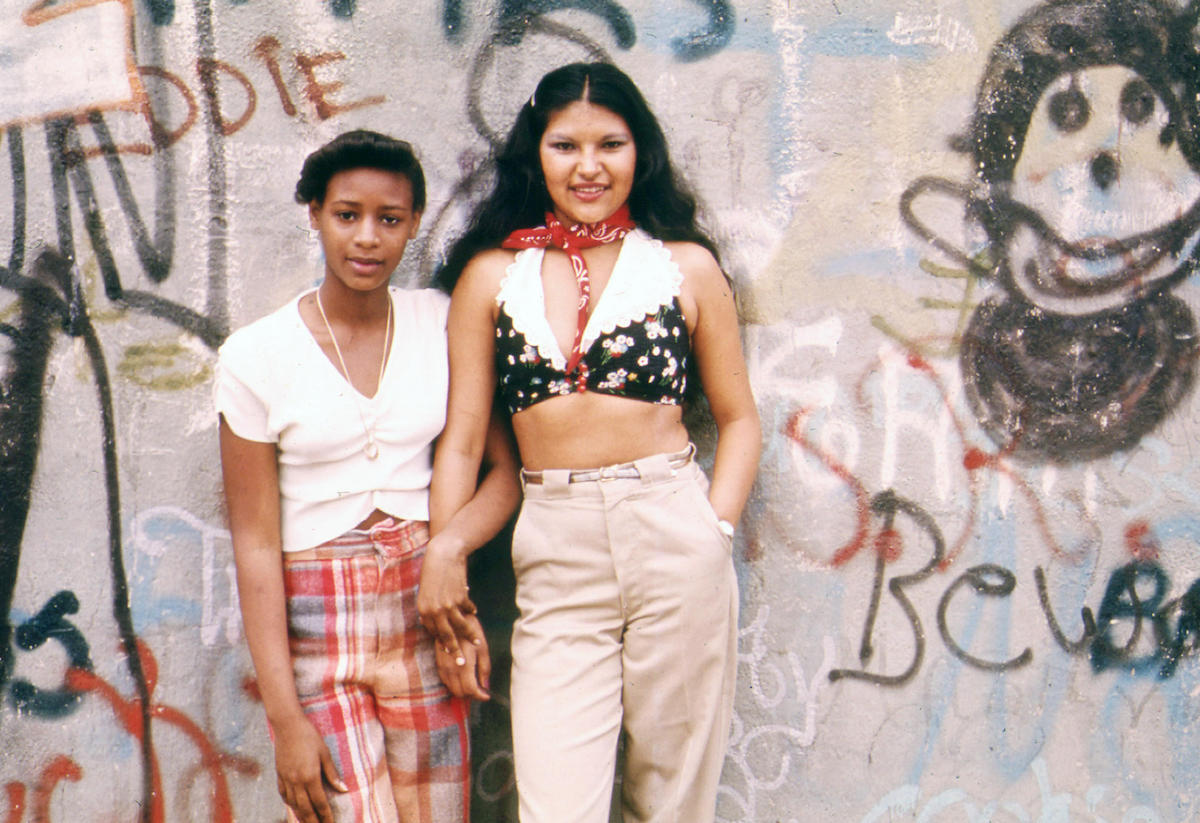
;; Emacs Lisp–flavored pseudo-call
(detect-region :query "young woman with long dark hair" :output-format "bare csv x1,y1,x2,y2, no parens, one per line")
419,64,760,822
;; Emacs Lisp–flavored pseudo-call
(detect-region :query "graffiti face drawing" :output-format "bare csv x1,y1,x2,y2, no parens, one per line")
1006,64,1200,315
903,0,1200,462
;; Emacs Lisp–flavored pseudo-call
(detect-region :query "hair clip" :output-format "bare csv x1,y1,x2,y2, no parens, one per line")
529,89,537,108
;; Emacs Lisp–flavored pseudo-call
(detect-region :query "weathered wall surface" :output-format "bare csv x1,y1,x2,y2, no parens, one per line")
2,1,1199,820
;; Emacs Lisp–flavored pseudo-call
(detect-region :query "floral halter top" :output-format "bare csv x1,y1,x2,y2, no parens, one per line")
493,229,690,415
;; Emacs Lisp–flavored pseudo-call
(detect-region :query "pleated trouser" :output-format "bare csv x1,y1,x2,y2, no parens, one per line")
510,450,738,823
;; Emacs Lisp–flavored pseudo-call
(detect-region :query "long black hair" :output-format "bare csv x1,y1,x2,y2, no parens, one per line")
295,129,427,211
436,62,718,292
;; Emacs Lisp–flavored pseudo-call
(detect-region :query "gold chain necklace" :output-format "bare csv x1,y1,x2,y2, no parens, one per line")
315,289,392,460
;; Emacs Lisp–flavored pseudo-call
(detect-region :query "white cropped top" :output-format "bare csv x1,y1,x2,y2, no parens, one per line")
214,287,450,552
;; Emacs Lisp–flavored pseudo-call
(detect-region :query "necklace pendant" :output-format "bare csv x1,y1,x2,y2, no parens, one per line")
315,290,392,465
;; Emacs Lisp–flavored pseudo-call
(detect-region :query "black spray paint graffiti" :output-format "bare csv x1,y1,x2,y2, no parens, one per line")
146,0,735,62
829,491,1200,686
441,0,734,62
0,244,160,820
0,236,162,815
901,0,1200,463
0,142,95,725
446,0,636,48
8,591,93,718
829,490,946,687
1,0,235,818
0,240,62,694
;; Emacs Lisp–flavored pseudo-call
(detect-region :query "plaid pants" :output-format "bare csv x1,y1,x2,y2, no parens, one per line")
282,518,469,822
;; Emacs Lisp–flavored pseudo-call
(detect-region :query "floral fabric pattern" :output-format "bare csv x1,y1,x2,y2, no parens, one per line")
495,300,689,415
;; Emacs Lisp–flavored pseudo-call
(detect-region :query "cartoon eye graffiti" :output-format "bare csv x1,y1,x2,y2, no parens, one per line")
1120,78,1155,126
1049,85,1090,133
902,0,1200,463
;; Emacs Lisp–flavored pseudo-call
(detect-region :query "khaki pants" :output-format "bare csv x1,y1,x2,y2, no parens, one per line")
510,450,738,823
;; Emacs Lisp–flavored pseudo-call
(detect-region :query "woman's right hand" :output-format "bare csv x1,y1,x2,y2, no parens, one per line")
272,712,348,823
417,533,483,663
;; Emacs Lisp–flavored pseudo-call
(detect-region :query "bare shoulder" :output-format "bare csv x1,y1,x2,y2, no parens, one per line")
449,248,518,327
663,241,729,298
458,248,518,297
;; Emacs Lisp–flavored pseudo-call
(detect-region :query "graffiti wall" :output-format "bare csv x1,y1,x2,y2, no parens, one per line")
2,0,1198,820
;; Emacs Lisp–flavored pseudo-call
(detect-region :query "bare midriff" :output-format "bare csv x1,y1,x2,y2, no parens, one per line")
512,391,690,470
355,508,400,529
284,509,402,559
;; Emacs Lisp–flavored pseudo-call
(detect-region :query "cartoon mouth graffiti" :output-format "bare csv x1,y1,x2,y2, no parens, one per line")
902,0,1200,462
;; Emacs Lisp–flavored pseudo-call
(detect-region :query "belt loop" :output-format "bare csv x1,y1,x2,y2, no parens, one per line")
633,452,672,485
542,469,572,498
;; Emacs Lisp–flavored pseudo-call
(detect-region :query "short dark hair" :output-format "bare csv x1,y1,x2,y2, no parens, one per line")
294,129,427,211
436,62,717,291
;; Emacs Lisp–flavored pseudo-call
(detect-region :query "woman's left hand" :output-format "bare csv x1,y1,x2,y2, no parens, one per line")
418,534,483,663
434,617,491,701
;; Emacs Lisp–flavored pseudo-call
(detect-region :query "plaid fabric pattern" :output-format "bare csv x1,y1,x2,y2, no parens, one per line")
282,518,470,822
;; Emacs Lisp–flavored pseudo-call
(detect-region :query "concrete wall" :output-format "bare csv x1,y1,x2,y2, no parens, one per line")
2,0,1198,820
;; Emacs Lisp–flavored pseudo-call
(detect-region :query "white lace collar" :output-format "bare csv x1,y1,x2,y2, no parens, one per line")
495,229,684,370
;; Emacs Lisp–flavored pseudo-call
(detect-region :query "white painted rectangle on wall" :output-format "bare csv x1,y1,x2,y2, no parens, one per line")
0,0,140,126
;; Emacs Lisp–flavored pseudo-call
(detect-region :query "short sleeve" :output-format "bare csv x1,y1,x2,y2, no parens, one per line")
214,348,275,443
423,287,451,329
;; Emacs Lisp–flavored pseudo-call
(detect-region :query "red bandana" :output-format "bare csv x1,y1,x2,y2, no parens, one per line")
502,205,636,388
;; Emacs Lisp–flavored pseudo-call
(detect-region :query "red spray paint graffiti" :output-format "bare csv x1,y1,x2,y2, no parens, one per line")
3,639,260,823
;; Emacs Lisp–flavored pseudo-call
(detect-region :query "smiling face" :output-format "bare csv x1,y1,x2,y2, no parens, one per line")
309,167,421,294
1004,65,1200,313
539,100,637,226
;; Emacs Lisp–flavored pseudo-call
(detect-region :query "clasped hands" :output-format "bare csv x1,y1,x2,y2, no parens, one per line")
417,534,490,700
